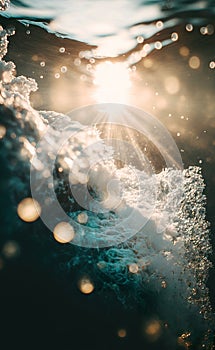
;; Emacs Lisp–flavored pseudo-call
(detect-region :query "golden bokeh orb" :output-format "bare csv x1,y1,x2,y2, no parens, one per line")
53,222,75,243
17,197,41,222
79,278,94,294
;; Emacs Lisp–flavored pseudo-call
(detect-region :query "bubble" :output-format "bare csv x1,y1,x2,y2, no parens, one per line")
129,263,139,273
200,26,208,35
186,24,193,32
155,41,162,50
10,132,16,139
17,197,41,222
171,32,178,41
161,280,167,288
53,222,75,243
7,27,15,36
89,58,95,64
143,44,151,53
61,66,67,73
40,61,45,67
79,278,94,294
156,21,163,29
137,35,144,43
178,332,192,348
206,24,214,35
189,56,200,69
209,61,215,69
59,47,65,53
77,212,88,224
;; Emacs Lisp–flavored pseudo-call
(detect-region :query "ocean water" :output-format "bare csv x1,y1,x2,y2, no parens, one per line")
0,1,215,349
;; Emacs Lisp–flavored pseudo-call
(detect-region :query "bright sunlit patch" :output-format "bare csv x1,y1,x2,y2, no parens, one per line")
93,61,131,103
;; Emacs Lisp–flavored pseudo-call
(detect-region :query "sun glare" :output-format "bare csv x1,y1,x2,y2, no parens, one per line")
93,61,131,103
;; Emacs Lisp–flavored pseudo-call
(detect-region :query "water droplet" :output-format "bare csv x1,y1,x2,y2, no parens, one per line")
171,32,178,41
129,263,139,273
61,66,67,73
209,61,215,69
77,212,88,224
200,26,208,35
186,24,193,32
156,21,163,29
155,41,162,50
161,280,167,288
137,35,144,43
